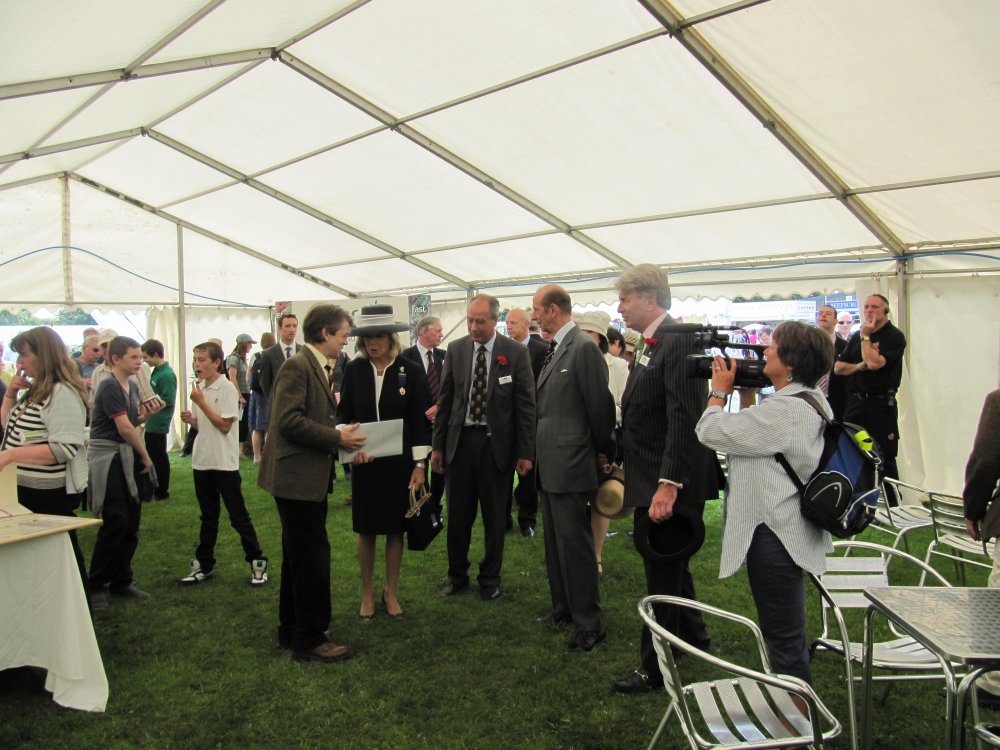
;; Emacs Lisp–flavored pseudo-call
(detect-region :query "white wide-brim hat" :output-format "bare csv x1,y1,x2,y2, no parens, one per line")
350,305,409,337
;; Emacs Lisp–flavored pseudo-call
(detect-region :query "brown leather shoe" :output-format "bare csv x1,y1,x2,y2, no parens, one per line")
291,641,351,663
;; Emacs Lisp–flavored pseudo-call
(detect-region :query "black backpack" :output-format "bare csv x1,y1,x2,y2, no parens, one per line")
249,352,264,394
775,392,882,539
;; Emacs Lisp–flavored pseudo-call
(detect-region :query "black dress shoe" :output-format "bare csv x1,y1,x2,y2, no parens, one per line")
613,669,662,694
109,584,150,599
569,629,606,652
439,581,469,597
479,585,502,601
520,526,536,538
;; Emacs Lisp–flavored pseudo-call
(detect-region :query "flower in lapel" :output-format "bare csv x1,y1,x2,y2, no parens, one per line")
496,354,508,367
643,337,658,349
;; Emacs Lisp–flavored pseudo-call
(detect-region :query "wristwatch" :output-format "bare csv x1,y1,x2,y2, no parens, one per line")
414,461,426,470
709,390,728,400
861,335,871,342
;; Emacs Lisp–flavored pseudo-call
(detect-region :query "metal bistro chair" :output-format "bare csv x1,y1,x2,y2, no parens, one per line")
809,540,956,750
975,722,1000,748
864,477,932,552
923,489,995,585
638,595,841,749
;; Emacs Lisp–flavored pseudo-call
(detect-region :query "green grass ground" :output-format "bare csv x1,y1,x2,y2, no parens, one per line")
0,455,991,749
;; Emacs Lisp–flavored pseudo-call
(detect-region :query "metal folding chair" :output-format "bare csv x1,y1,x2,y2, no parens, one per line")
639,595,841,749
809,540,956,750
923,490,995,585
864,477,932,552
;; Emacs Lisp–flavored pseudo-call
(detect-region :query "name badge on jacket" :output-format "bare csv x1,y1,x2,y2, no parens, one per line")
638,355,650,367
498,375,513,385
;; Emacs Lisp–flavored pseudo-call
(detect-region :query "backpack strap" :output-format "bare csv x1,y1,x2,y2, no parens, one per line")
774,390,829,494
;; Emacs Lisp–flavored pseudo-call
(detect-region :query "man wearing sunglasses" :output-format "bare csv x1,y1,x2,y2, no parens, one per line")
75,334,102,388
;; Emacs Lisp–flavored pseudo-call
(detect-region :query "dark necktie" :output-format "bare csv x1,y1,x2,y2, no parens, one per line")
426,350,440,403
470,345,487,425
285,346,292,360
324,364,335,390
541,340,557,372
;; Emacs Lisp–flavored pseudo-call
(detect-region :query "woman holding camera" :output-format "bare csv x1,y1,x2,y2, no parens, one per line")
694,320,834,683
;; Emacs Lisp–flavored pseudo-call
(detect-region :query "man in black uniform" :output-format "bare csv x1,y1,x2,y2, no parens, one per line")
834,294,906,501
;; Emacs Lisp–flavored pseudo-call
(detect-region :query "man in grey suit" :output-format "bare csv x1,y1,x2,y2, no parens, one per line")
431,294,535,601
531,284,616,652
258,304,365,663
612,264,722,693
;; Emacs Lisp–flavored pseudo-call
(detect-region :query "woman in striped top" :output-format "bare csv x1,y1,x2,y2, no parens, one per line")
0,327,90,585
694,321,835,684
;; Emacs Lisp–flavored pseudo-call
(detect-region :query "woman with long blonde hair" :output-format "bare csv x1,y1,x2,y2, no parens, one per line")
0,326,90,585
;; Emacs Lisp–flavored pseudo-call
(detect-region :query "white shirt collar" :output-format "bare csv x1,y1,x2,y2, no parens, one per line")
303,343,328,372
552,320,575,346
643,311,669,340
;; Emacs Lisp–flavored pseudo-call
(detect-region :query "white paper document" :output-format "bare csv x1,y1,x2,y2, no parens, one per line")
338,419,404,463
0,467,31,517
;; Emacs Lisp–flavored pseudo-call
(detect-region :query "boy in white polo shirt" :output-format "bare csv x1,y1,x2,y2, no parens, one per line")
179,341,267,586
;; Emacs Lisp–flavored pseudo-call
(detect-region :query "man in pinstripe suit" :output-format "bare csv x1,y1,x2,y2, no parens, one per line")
612,264,723,693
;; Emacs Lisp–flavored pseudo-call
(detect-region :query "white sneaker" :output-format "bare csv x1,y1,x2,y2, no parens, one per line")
180,559,212,586
250,558,268,586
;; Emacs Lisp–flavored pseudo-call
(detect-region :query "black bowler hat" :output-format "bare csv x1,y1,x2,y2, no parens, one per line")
350,305,409,337
633,503,705,563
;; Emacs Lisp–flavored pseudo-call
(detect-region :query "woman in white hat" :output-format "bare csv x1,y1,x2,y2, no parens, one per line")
337,305,432,619
577,310,629,575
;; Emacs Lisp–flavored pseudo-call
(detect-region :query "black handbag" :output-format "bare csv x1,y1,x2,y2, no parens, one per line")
405,484,443,551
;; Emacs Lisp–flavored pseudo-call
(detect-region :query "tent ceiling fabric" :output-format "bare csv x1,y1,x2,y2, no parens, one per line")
1,0,998,305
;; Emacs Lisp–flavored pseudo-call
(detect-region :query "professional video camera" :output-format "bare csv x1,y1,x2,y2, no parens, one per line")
659,323,771,389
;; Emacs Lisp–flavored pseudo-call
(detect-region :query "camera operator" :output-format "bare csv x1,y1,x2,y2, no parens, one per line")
612,264,722,695
834,294,906,501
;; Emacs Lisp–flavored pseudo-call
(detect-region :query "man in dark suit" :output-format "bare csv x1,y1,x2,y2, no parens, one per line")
431,295,535,601
612,264,722,693
504,307,548,536
257,312,301,404
258,304,365,663
531,285,616,652
402,315,446,511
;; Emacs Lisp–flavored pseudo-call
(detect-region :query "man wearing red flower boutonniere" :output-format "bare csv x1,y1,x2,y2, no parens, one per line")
612,264,723,694
431,295,536,602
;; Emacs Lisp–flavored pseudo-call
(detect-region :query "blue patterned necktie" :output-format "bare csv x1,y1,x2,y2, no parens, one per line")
541,339,557,372
470,345,487,425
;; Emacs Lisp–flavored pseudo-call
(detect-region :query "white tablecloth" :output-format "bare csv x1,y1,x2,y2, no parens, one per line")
0,532,108,711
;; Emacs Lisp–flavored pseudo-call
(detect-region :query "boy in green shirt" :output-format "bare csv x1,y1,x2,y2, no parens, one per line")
141,339,177,500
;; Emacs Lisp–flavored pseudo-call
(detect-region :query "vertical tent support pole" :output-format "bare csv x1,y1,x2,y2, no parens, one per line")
177,224,188,442
895,257,909,367
61,174,73,306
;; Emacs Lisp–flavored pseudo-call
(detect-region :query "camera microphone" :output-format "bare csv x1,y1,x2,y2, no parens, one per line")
658,324,718,334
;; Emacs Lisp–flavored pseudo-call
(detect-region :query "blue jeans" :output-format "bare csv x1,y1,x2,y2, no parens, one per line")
745,523,812,683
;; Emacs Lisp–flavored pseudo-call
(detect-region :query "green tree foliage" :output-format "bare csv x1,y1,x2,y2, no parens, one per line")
0,308,97,325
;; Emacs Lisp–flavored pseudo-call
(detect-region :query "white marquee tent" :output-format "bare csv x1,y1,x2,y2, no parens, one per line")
1,0,998,493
